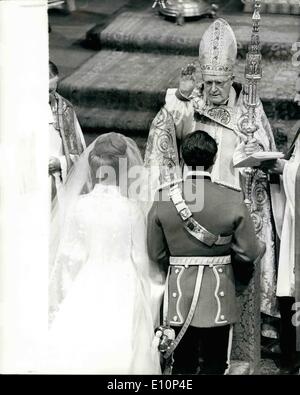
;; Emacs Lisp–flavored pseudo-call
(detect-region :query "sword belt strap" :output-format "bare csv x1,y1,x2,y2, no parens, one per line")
169,184,232,247
163,264,204,360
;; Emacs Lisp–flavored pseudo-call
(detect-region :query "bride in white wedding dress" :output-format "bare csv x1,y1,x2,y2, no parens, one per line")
47,133,161,374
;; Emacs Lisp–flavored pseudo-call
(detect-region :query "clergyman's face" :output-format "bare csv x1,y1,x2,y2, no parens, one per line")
202,74,233,105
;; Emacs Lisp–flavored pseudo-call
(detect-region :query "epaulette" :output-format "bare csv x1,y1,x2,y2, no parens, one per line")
158,178,183,192
214,180,242,192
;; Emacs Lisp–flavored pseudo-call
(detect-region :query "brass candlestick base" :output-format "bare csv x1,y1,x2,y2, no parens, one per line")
153,1,218,19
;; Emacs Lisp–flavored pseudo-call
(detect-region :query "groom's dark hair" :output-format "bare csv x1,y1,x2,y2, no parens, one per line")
181,130,218,171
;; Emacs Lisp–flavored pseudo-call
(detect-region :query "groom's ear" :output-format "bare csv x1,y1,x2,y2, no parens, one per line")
208,154,217,171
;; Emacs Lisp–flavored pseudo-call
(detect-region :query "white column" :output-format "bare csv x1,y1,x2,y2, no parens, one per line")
0,0,49,373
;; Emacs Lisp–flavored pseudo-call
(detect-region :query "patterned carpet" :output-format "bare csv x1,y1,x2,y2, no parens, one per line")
50,3,299,142
59,49,299,136
90,11,299,60
57,8,299,139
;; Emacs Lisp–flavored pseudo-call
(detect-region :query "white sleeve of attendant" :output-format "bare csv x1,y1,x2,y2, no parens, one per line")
74,113,86,149
255,100,277,151
283,161,298,214
60,113,85,182
270,176,286,239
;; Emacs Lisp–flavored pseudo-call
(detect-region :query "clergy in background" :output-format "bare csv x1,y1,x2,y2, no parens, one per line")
48,61,86,204
266,86,300,373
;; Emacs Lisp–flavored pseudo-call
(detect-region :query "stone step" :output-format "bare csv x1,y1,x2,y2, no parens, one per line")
76,106,156,135
59,49,300,122
59,50,187,113
86,11,299,60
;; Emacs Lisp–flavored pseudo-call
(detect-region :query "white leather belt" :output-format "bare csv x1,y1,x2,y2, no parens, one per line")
170,255,231,266
169,183,232,247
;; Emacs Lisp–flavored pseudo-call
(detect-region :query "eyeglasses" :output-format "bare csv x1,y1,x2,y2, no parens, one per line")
203,78,232,87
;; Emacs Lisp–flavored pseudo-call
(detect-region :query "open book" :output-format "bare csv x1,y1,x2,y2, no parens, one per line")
233,151,284,168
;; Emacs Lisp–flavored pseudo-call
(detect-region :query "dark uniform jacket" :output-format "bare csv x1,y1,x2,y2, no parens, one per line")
147,173,265,328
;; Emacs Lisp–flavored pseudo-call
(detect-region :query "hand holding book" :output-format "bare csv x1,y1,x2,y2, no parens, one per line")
233,138,284,168
234,152,285,168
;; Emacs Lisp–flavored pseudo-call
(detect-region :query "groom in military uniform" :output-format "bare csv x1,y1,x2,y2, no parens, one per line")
147,131,265,374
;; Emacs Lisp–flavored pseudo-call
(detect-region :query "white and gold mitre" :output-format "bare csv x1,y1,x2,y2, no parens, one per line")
199,18,237,77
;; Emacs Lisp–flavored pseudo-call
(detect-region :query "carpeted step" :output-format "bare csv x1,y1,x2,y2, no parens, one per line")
86,11,299,60
75,106,156,135
59,50,187,114
59,49,300,121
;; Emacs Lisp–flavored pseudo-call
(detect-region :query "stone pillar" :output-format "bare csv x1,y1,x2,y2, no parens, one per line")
0,0,49,373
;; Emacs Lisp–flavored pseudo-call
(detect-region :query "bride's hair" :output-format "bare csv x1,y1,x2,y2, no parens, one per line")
88,133,128,185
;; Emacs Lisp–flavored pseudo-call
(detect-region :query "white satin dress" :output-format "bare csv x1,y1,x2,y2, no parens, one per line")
47,184,161,374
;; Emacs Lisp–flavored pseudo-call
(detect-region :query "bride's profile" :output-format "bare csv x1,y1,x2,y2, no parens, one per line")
47,132,161,374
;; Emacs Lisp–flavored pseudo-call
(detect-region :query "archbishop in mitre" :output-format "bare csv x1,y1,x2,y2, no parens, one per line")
144,18,278,324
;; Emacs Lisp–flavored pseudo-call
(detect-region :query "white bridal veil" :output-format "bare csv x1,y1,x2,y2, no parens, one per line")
49,132,152,319
47,132,162,374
